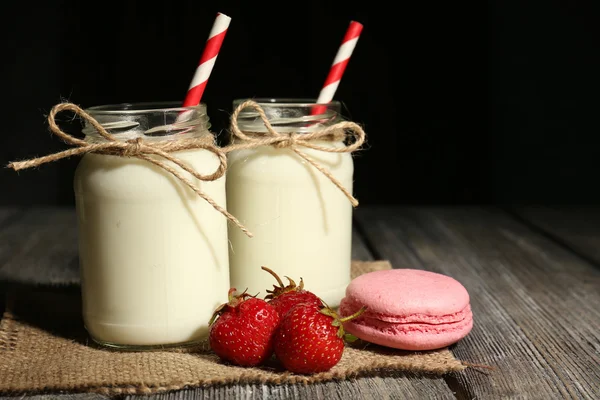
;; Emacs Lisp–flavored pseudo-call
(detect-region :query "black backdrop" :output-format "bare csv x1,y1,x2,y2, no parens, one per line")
1,1,599,206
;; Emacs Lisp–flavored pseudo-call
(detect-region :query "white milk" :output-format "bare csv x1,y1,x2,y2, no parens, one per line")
74,105,229,348
227,137,354,307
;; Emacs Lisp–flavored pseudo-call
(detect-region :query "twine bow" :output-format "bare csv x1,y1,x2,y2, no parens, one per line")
6,103,253,237
226,100,366,206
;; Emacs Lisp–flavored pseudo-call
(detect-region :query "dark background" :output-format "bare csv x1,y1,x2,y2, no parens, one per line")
1,1,598,206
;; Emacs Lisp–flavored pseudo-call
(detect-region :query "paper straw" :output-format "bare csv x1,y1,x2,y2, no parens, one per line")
312,21,363,115
182,12,231,107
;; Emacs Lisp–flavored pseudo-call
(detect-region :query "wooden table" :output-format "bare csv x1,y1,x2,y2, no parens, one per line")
1,206,599,399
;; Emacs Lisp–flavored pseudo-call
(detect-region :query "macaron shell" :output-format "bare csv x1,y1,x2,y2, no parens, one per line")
344,269,470,317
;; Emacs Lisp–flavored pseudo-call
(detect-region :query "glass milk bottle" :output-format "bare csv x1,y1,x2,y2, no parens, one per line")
74,102,230,349
226,98,357,307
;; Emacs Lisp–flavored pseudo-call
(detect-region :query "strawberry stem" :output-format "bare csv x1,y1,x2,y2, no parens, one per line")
319,306,338,318
263,266,305,299
318,305,367,340
339,306,367,323
227,288,238,303
284,276,297,287
261,266,284,287
319,297,332,310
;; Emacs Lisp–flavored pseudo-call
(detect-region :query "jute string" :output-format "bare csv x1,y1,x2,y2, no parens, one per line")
6,103,252,237
6,100,367,235
225,100,366,207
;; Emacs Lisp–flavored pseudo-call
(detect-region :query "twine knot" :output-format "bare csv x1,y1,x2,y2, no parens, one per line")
123,138,144,157
6,102,253,237
225,100,367,207
273,134,298,149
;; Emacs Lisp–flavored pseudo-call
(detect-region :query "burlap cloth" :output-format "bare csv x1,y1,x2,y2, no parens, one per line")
0,261,467,396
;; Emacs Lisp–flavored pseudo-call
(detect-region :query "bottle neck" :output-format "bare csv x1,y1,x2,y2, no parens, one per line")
233,99,342,134
82,102,212,143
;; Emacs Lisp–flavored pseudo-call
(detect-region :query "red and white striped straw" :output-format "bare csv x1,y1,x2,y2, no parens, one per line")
312,21,363,115
182,12,231,107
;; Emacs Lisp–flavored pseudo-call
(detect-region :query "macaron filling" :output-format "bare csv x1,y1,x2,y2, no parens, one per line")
341,297,471,326
340,297,473,336
347,306,473,334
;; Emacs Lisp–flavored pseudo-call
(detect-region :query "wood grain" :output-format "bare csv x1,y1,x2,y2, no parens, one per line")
123,376,458,400
355,206,600,400
352,226,374,262
0,208,21,227
512,206,600,266
0,207,80,285
0,208,456,400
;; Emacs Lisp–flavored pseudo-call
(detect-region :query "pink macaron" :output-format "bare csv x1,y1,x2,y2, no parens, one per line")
339,269,473,351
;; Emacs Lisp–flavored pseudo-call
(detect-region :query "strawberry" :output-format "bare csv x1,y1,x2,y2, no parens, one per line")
209,288,280,367
262,266,322,317
273,302,366,374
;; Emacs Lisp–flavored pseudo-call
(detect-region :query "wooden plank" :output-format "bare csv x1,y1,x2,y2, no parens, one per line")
352,226,374,261
124,376,457,400
0,208,80,285
0,208,25,333
0,207,455,400
355,206,600,400
0,208,21,227
512,206,600,266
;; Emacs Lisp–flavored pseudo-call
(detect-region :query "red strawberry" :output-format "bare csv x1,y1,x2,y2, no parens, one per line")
273,302,366,374
209,288,280,367
262,266,322,317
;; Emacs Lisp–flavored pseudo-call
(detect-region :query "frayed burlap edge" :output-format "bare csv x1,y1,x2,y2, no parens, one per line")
0,261,474,396
0,346,467,396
